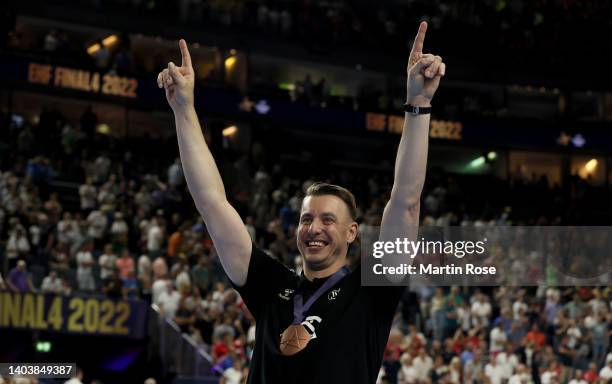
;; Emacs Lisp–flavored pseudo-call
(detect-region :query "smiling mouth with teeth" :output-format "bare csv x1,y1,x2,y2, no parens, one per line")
306,241,328,247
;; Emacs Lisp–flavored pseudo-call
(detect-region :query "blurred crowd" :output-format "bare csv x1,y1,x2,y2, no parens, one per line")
1,101,612,384
36,0,611,60
4,0,610,120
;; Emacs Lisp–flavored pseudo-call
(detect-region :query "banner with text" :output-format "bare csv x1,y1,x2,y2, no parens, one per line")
0,292,147,339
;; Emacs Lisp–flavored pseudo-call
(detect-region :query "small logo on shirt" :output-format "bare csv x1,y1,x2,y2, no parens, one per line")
328,288,341,301
278,288,294,301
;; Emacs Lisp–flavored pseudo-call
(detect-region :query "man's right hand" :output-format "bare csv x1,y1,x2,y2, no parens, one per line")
157,39,195,112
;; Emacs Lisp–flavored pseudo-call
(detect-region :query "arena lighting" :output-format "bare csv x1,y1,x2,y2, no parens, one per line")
35,341,52,353
584,158,598,173
571,134,586,148
223,125,237,137
469,156,486,169
487,151,497,160
225,56,237,71
87,34,119,55
278,82,296,91
102,35,119,46
96,123,111,135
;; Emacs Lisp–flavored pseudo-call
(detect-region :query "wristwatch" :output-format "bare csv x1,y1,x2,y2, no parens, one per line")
404,104,432,116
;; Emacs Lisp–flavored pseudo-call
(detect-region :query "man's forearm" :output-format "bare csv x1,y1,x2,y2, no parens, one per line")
174,106,227,213
389,113,430,208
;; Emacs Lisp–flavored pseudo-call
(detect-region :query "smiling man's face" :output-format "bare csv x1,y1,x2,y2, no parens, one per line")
297,195,358,277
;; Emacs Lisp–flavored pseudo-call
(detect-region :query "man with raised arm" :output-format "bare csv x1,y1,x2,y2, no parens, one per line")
157,21,444,384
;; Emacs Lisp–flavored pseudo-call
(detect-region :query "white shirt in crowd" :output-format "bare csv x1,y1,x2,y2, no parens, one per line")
568,379,588,384
508,373,532,384
600,365,612,381
77,251,94,274
79,183,97,210
412,354,433,382
152,279,169,304
138,255,152,279
496,352,519,379
110,218,128,236
87,210,107,239
540,370,557,384
223,367,243,384
6,232,30,259
157,287,181,318
484,362,505,384
57,218,73,236
41,275,63,293
398,364,418,384
567,325,582,349
490,326,507,352
147,223,163,252
471,298,492,327
93,156,110,183
98,252,117,280
512,300,528,320
588,297,606,316
175,269,191,291
29,225,41,247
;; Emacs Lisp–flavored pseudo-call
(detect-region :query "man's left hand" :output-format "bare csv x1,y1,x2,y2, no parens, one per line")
406,21,445,107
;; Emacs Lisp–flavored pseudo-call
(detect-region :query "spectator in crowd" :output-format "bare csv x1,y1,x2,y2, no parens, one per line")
568,369,588,384
156,280,180,318
221,358,245,384
146,216,164,258
64,366,84,384
122,269,139,299
116,248,135,279
98,244,117,283
6,260,35,293
87,208,108,248
167,158,184,188
79,178,97,213
102,270,123,298
6,226,30,267
110,211,129,245
484,355,505,384
76,240,96,291
41,270,63,294
43,29,60,52
600,357,612,381
174,296,196,333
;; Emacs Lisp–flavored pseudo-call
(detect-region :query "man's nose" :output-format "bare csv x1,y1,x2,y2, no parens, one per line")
307,218,323,234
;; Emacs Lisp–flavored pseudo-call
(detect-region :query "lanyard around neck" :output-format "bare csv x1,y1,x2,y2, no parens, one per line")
292,266,349,324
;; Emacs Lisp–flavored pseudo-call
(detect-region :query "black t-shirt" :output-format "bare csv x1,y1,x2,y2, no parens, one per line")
232,244,405,384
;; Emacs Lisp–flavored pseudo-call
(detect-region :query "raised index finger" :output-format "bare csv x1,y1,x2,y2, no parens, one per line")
410,21,427,57
179,39,192,68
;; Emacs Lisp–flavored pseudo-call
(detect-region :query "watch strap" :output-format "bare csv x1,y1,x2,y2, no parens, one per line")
404,104,432,115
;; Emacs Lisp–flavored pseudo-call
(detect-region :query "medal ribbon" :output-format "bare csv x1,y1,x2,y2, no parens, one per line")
292,266,349,324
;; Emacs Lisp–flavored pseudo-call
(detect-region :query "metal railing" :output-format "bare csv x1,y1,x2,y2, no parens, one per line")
149,304,216,382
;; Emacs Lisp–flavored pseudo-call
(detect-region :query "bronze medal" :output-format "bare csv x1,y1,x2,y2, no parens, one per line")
279,266,349,356
279,324,312,356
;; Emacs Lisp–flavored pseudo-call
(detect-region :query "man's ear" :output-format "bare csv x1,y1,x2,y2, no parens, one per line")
346,222,359,244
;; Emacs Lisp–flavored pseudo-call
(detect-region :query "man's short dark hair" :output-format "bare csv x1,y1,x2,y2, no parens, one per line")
304,182,357,221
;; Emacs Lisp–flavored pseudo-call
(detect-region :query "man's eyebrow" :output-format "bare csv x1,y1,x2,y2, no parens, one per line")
321,212,338,219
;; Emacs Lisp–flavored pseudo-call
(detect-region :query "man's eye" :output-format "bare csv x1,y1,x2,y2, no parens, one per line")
301,218,312,224
323,218,333,224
